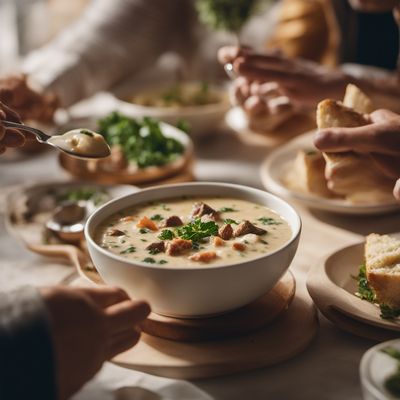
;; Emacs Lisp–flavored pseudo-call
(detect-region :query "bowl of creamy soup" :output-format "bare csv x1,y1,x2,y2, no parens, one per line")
85,182,301,317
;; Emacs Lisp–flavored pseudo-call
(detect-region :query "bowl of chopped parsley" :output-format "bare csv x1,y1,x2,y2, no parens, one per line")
59,112,193,184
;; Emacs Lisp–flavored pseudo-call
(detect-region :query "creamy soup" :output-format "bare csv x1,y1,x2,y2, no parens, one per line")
48,129,110,158
95,197,292,267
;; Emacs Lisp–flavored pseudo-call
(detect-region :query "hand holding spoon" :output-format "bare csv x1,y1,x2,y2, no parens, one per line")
3,121,110,159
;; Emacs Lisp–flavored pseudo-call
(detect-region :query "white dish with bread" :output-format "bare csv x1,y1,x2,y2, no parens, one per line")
85,182,301,318
260,84,400,215
307,232,400,332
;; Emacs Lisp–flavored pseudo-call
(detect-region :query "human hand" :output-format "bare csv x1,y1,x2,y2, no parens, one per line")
0,101,28,154
0,74,58,122
314,109,400,199
218,45,347,110
39,286,151,400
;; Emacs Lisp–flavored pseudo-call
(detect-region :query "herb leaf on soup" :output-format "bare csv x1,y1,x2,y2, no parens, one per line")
158,229,175,240
224,218,239,225
176,218,218,242
219,207,237,213
257,217,281,225
150,214,164,221
142,257,156,264
120,246,136,254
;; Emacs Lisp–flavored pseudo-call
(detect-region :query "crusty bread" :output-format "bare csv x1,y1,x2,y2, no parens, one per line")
343,84,374,114
365,233,400,309
316,98,395,203
316,99,369,129
285,149,333,197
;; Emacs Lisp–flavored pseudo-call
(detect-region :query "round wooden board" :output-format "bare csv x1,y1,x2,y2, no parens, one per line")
71,270,317,379
111,283,317,380
71,270,295,342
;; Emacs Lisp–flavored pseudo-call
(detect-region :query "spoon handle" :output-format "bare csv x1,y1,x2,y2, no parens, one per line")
3,120,51,143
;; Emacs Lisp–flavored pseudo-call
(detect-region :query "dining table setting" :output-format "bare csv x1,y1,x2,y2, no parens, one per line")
2,78,400,400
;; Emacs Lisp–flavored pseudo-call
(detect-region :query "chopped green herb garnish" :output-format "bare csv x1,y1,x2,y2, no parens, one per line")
142,257,156,264
159,259,168,264
158,229,175,240
257,217,281,226
148,248,161,255
150,214,164,221
219,207,237,213
260,239,268,245
120,246,136,254
161,204,171,211
224,218,239,225
176,218,218,242
354,264,400,320
382,347,400,362
139,228,150,234
57,187,108,206
192,242,200,250
80,129,94,137
140,239,148,242
97,112,184,169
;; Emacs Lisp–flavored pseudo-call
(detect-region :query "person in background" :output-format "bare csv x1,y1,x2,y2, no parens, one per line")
0,107,151,393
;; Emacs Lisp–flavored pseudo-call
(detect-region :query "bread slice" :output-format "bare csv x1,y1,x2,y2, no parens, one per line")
365,233,400,309
343,84,374,114
284,149,333,197
316,99,395,203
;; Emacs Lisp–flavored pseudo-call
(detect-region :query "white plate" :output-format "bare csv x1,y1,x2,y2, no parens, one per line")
307,238,400,333
260,131,400,215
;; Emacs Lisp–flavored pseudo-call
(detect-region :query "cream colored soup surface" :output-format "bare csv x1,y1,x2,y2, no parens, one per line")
95,197,292,267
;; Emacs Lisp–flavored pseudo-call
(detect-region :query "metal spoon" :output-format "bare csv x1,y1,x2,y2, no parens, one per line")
46,201,88,242
3,120,110,159
224,63,237,80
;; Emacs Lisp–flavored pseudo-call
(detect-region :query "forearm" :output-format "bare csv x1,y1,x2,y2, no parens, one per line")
23,0,196,107
0,286,56,399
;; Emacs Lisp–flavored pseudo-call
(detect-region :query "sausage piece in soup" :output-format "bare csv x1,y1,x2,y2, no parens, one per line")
95,197,292,267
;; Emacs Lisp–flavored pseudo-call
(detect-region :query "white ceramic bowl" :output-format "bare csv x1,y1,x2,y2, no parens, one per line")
85,182,301,317
360,339,400,400
114,82,230,137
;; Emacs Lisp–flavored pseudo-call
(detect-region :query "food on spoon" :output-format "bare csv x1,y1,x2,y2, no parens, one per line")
96,197,291,267
354,233,400,319
48,129,110,158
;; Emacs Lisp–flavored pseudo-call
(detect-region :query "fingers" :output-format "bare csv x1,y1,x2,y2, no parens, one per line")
0,101,21,123
105,300,151,333
370,153,400,179
82,286,131,309
370,109,400,124
315,123,400,155
0,129,25,147
394,179,400,201
106,329,141,359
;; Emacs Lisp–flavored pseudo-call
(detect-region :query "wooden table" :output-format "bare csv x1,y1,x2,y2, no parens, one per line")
1,129,399,400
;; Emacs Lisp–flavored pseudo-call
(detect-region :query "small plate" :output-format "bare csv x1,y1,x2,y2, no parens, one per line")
225,107,315,148
260,131,400,215
5,181,138,249
307,238,400,333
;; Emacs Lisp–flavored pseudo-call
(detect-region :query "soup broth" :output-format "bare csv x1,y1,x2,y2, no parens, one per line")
95,197,292,267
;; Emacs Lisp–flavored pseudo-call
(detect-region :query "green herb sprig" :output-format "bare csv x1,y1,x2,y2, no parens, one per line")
176,218,218,242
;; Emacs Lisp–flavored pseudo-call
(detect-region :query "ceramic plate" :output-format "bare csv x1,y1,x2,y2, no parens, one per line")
307,238,400,332
5,181,138,249
260,131,400,215
225,107,315,148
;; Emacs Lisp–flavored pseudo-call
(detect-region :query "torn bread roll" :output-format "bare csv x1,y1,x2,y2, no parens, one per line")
316,99,396,203
342,84,374,114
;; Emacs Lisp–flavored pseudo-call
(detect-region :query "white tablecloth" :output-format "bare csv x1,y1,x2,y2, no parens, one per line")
0,128,386,400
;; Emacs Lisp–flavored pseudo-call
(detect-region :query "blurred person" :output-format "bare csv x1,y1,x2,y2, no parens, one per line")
218,0,400,121
0,105,151,398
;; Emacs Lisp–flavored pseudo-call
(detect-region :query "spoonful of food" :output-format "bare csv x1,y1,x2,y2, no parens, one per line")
3,121,111,159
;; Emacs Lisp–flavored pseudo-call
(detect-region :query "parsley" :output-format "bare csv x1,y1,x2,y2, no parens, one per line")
58,188,108,206
159,259,168,264
120,246,136,254
150,214,164,221
382,347,400,362
142,257,156,264
176,218,218,242
158,229,175,240
161,204,171,211
80,129,94,137
355,264,400,320
148,248,161,255
219,207,237,213
224,218,239,225
257,217,281,226
139,228,150,234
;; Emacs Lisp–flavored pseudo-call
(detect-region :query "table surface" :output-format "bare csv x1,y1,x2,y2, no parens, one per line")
1,127,400,400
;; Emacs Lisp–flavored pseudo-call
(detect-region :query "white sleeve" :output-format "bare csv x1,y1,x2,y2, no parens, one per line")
23,0,197,106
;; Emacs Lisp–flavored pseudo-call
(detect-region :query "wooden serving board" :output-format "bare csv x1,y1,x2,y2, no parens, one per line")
70,270,317,379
